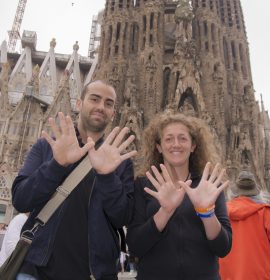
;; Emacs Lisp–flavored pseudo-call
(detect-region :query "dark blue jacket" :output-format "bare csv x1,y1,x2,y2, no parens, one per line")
12,137,134,280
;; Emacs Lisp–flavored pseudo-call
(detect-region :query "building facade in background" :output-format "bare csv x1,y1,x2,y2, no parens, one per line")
0,31,94,223
0,0,269,224
93,0,270,195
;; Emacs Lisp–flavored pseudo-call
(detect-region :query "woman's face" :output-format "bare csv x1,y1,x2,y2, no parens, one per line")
156,122,196,168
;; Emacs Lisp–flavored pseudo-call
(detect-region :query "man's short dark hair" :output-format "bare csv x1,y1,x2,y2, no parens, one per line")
80,80,115,100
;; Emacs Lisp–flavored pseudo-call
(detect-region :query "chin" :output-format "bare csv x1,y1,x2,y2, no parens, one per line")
167,160,187,167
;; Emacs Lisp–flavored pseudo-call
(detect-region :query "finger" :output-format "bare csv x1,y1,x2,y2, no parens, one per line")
213,168,226,187
104,127,120,145
58,112,68,135
118,135,135,153
215,180,230,195
120,150,137,162
151,165,166,185
112,127,130,147
41,131,55,147
202,162,211,181
80,137,95,156
66,115,76,136
48,117,61,139
160,164,173,183
144,187,159,199
146,171,161,190
209,163,220,183
178,180,192,194
185,179,192,186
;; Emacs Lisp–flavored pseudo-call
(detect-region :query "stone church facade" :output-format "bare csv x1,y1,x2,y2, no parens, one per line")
0,0,269,223
93,0,270,194
0,31,95,223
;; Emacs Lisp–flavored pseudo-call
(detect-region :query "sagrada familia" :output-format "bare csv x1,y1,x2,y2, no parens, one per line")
0,0,270,223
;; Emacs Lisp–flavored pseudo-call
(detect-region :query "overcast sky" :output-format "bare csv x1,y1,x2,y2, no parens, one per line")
0,0,269,112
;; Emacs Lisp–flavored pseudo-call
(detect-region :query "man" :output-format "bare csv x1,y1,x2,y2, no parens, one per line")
12,80,137,280
219,171,270,280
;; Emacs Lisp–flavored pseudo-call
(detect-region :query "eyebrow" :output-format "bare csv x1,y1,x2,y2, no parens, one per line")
164,133,189,138
88,93,115,103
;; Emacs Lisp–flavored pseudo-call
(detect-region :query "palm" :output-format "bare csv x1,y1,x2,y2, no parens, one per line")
42,112,94,166
145,164,186,214
50,135,85,164
88,127,137,174
153,182,185,213
180,162,229,209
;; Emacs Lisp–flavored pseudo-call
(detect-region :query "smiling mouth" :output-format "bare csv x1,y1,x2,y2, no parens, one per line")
91,112,105,119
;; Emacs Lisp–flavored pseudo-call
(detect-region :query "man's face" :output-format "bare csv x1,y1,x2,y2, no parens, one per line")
77,82,116,133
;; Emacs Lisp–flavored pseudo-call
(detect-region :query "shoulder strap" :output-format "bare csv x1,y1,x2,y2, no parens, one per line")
36,156,92,225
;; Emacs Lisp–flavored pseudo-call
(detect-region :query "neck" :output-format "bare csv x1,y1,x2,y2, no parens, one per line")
77,121,104,144
165,162,190,183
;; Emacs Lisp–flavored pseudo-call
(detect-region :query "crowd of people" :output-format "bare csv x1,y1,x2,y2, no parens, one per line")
0,80,269,280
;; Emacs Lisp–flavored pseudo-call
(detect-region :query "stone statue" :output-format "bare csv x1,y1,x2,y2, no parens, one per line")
175,0,194,42
180,96,196,116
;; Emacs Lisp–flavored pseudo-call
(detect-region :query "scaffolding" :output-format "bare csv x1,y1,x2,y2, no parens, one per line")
88,11,103,57
8,0,28,52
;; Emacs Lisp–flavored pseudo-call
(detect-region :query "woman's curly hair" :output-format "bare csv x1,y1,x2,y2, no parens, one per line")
136,111,220,177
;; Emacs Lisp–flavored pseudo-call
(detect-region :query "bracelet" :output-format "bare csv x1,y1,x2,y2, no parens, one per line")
194,205,215,213
196,210,215,218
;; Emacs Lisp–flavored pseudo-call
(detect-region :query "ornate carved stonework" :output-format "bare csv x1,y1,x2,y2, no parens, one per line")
0,0,270,222
94,0,270,202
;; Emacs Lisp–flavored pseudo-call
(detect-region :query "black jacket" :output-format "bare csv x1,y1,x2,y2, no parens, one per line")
126,176,232,280
12,137,134,280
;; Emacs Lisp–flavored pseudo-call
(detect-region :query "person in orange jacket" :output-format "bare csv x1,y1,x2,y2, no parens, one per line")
219,170,270,280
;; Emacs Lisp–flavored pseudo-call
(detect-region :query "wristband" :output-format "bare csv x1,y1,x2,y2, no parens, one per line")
194,205,215,213
196,210,215,218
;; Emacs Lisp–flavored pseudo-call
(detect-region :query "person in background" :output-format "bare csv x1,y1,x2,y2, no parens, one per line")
12,80,137,280
119,251,126,274
0,223,7,231
219,170,270,280
127,253,137,276
0,213,28,266
127,111,232,280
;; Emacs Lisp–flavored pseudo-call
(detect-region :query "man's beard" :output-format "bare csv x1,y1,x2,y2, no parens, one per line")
81,112,109,133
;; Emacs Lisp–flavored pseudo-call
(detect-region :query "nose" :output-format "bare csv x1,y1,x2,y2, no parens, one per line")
172,138,181,147
96,100,105,111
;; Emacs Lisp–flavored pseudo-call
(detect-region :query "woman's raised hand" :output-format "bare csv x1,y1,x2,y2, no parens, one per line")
179,162,229,209
145,164,188,214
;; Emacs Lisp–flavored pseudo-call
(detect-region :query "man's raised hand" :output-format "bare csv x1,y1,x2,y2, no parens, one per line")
88,127,137,174
42,112,95,166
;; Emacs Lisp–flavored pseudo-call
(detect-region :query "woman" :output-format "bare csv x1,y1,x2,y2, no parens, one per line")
127,112,232,280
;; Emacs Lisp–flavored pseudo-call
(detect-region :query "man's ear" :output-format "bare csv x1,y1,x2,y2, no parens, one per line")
111,109,116,122
76,98,82,112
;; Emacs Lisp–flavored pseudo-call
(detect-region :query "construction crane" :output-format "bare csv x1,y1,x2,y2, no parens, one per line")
8,0,27,52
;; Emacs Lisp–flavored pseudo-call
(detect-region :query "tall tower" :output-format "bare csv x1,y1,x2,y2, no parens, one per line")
94,0,270,192
94,0,165,137
8,0,28,52
190,0,263,182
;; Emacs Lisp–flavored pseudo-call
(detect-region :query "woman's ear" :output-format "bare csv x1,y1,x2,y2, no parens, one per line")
191,144,196,153
156,143,162,154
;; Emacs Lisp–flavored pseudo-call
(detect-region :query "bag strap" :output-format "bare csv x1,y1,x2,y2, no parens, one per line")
36,156,92,225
